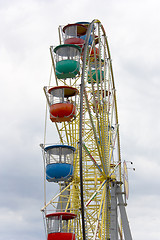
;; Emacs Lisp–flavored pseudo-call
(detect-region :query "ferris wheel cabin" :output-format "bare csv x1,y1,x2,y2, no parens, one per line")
48,86,78,122
54,44,81,79
63,23,88,48
44,145,76,182
63,22,97,47
63,23,87,37
46,212,77,240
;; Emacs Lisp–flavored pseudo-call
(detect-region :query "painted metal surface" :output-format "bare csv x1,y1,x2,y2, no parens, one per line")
123,160,129,199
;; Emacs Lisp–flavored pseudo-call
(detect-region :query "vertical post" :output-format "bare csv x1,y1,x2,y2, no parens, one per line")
79,20,95,240
79,40,87,240
116,185,133,240
110,182,118,240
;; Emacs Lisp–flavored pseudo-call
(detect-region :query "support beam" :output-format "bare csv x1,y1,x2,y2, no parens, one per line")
110,182,118,240
116,185,133,240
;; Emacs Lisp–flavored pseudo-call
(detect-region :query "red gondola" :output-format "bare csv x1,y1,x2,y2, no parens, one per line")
46,212,77,240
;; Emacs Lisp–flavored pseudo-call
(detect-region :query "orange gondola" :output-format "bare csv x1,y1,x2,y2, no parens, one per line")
48,86,79,122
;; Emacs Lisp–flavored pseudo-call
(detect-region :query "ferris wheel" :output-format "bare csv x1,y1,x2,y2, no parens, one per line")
41,19,133,240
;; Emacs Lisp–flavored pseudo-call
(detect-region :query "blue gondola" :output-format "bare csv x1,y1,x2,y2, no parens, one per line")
44,145,76,182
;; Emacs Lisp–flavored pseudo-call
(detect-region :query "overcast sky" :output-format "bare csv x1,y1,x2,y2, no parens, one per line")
0,0,160,239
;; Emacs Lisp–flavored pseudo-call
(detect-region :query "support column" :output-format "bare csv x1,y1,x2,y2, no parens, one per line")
116,185,133,240
110,182,118,240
